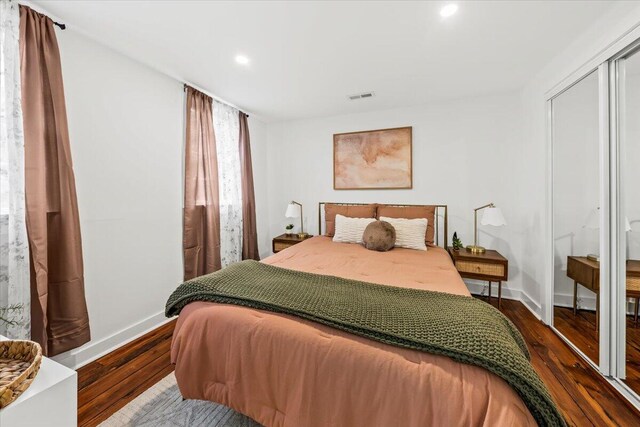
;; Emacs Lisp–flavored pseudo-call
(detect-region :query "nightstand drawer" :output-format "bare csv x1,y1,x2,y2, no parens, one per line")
628,276,640,293
273,234,314,253
566,256,599,291
455,260,505,278
273,241,294,252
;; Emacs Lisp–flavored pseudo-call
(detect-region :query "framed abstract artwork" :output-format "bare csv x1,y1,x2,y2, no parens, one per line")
333,126,412,190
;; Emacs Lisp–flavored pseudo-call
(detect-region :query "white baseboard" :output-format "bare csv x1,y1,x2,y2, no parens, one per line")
554,292,637,314
52,311,175,370
464,279,544,321
464,279,521,301
520,290,543,320
554,292,596,310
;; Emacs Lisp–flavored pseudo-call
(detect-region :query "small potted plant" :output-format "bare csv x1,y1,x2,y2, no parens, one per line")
452,232,464,251
285,224,294,235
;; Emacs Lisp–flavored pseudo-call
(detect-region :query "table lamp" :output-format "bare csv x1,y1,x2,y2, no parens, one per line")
285,200,308,239
584,207,631,262
466,203,506,254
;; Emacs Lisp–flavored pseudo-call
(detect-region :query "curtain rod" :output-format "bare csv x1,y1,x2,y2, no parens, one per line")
183,84,249,118
19,3,65,29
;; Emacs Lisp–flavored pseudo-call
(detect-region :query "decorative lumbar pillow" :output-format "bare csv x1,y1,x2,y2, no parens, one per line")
362,221,396,252
377,205,435,246
379,216,428,251
332,214,377,244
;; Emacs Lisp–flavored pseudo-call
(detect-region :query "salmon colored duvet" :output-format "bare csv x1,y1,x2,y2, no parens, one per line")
171,237,536,426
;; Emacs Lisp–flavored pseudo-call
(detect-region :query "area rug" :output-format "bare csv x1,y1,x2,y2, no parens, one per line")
99,372,262,427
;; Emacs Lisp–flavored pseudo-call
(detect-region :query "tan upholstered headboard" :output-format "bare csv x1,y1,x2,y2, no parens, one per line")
317,202,448,248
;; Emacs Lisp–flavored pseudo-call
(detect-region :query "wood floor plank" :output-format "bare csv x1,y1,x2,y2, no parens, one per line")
81,364,176,427
77,320,176,391
77,320,176,426
489,297,640,426
555,305,640,395
78,338,172,407
77,300,640,427
79,350,172,423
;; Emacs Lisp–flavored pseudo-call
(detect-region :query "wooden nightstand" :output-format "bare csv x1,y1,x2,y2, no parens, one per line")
272,234,313,253
448,247,509,308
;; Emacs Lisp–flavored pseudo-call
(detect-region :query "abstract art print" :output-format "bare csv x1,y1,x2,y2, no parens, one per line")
333,127,412,189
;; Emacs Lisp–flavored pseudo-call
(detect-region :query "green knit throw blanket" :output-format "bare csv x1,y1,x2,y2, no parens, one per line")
166,260,565,427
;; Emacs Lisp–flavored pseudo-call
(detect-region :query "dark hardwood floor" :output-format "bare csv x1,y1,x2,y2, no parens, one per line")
555,304,640,397
76,300,640,427
77,319,177,427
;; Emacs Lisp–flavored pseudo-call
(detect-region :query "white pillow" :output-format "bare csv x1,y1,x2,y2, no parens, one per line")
379,216,428,251
332,214,376,244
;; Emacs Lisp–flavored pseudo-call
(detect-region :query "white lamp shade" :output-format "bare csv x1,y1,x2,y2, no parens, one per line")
285,203,300,218
584,208,600,229
583,207,631,232
481,207,506,226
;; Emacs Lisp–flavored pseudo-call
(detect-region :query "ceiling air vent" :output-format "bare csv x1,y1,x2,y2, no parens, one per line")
348,92,375,100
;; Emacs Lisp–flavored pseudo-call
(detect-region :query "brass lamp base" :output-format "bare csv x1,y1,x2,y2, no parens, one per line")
586,253,600,262
297,232,309,239
466,245,486,254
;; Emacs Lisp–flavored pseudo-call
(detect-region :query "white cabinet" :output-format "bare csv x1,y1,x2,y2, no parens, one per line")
0,336,77,427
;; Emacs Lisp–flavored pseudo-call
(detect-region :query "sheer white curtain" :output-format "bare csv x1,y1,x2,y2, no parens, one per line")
0,0,30,339
213,100,242,268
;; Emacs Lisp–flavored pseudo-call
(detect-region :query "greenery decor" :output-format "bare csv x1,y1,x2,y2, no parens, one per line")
285,224,294,233
452,232,464,250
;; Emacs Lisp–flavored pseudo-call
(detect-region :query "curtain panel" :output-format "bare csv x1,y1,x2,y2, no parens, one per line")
0,0,30,339
239,112,260,261
213,100,242,268
19,5,90,356
183,86,221,280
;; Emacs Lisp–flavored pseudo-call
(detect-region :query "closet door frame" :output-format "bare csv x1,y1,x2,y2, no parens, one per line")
545,64,611,376
610,38,640,393
545,27,640,408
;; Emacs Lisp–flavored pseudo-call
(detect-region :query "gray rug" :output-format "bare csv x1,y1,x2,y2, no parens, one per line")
99,373,262,427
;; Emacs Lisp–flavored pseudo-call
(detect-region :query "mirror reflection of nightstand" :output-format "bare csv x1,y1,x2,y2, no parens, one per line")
567,256,640,330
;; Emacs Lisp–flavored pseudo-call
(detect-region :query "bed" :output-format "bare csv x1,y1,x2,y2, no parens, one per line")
169,203,539,426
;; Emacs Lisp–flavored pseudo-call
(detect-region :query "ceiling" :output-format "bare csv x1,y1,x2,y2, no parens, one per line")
30,0,618,122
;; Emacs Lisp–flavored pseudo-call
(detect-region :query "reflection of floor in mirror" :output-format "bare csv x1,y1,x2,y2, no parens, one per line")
554,305,640,395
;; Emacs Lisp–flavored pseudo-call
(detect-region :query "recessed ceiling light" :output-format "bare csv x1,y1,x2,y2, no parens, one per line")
440,4,458,18
235,55,250,65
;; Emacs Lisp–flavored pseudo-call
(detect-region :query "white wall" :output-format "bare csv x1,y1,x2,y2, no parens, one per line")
518,1,640,319
52,29,182,368
266,93,528,300
51,28,269,368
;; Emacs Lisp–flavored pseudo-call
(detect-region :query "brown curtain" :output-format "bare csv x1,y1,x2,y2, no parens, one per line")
183,86,221,279
19,5,90,356
238,112,260,260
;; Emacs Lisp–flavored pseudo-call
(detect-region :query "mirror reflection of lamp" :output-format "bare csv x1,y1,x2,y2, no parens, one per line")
584,207,632,262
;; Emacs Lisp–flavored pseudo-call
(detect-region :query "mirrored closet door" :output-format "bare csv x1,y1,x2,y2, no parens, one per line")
616,45,640,395
551,70,601,365
549,34,640,405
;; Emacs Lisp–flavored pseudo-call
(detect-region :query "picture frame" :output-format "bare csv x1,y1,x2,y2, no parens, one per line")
333,126,412,190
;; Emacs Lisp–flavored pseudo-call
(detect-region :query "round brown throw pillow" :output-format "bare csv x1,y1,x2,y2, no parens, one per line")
362,220,396,252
